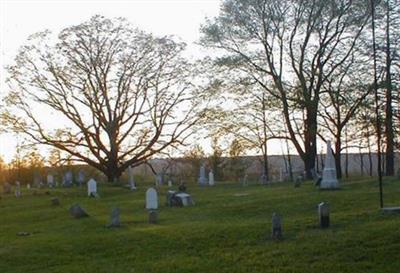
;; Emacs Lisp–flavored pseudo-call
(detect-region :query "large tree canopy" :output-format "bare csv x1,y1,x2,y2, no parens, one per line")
3,15,203,182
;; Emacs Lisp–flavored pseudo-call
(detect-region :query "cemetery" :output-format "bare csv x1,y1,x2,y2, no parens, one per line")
0,176,400,272
1,0,400,272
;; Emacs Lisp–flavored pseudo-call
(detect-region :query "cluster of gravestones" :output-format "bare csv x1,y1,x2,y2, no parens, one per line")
271,202,330,240
68,185,194,227
197,163,215,186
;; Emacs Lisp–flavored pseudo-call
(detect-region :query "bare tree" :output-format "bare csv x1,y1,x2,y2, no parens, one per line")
200,0,370,178
318,54,372,178
2,16,203,182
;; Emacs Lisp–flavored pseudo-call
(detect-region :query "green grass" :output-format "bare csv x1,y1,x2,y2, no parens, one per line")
1,177,400,273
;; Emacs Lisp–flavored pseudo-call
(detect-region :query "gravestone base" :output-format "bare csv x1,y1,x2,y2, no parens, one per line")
271,213,282,240
320,168,339,190
320,216,330,228
272,227,282,240
148,210,158,224
381,207,400,214
89,192,99,198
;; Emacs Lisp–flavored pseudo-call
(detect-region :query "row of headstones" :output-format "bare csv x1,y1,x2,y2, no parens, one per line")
2,178,99,198
31,171,87,188
68,186,195,226
272,202,330,240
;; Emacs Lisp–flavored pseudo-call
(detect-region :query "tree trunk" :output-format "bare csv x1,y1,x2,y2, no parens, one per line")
367,133,373,176
335,134,343,179
285,138,293,181
360,148,364,176
385,0,394,176
345,129,349,178
304,106,318,179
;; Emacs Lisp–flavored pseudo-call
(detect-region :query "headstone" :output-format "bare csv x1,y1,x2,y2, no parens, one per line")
16,231,31,237
106,208,120,228
382,207,400,213
175,192,195,207
157,174,164,186
87,178,97,197
63,171,73,187
155,174,163,187
26,183,31,190
33,172,42,188
294,175,303,187
146,187,158,210
168,180,172,187
318,202,330,228
128,165,136,190
51,197,60,206
198,163,208,185
47,174,55,188
77,170,85,187
69,204,89,218
209,170,215,186
279,168,284,182
260,172,268,185
320,141,339,189
242,174,248,186
146,187,158,224
3,182,11,194
15,181,21,198
271,213,282,240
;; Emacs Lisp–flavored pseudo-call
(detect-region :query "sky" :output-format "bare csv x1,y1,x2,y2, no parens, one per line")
0,0,223,163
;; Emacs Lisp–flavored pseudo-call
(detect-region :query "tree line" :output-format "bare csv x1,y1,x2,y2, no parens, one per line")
1,0,399,182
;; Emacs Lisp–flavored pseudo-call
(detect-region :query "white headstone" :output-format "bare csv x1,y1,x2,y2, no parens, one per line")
242,174,248,186
15,181,21,197
47,174,54,187
27,183,31,190
87,178,97,196
146,187,158,210
198,163,208,185
209,170,215,186
168,180,172,187
320,141,339,189
128,165,136,190
77,170,85,186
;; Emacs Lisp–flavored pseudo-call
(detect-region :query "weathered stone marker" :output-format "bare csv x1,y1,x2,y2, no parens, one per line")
209,170,215,186
69,204,89,218
15,181,21,198
87,178,97,197
146,187,158,224
318,202,330,228
128,165,137,190
271,213,282,240
107,208,121,228
320,141,339,189
294,175,303,187
198,163,208,185
47,174,55,188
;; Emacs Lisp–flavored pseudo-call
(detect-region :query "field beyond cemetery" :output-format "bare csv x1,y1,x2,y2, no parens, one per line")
1,178,400,273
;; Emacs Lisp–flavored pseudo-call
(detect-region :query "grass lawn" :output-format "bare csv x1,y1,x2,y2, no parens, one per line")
1,177,400,273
